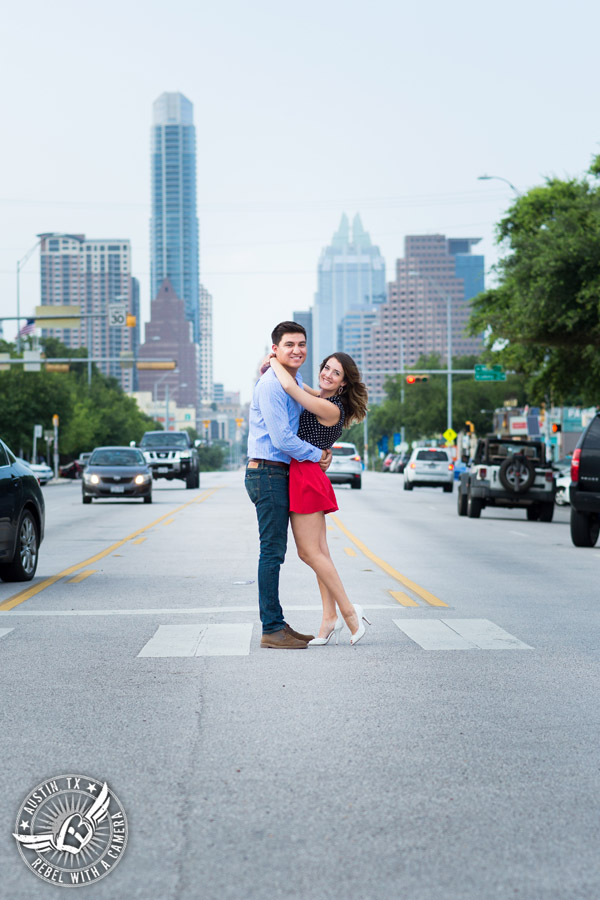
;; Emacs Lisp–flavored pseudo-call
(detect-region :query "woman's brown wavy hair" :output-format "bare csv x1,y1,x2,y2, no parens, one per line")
319,352,368,425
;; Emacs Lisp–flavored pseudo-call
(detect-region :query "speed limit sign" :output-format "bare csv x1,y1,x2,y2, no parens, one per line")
109,304,127,327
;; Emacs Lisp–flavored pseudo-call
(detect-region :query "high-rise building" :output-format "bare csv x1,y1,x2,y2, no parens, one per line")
137,278,198,410
38,232,137,390
312,214,386,383
292,309,313,385
363,234,484,402
150,93,201,343
198,284,213,404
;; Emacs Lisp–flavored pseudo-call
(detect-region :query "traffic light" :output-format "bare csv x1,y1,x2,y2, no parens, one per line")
465,420,475,433
551,423,562,433
406,374,429,384
126,314,136,327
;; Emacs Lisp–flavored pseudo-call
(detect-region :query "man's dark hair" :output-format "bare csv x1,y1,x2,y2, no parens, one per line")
271,321,307,345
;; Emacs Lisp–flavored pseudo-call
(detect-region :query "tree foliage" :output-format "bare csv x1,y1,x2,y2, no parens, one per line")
0,339,157,459
468,155,600,403
365,354,528,448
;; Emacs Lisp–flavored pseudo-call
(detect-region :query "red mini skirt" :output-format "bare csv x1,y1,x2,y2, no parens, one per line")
289,458,339,515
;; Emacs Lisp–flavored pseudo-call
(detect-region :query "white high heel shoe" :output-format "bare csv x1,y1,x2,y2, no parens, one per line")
308,618,344,646
349,604,372,645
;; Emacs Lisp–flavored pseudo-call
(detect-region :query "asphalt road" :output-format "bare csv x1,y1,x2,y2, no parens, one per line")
0,471,598,899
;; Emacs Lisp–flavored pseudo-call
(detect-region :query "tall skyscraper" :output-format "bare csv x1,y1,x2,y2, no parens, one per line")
198,284,213,405
292,309,313,385
312,214,386,382
363,234,484,402
150,93,201,343
38,232,137,390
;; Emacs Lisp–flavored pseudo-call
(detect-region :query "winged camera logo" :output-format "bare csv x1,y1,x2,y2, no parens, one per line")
13,774,128,887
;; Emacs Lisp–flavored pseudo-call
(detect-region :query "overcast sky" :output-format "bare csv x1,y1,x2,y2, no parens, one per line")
2,0,598,402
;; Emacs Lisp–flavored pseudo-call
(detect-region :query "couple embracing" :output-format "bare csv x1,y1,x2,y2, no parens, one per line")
245,320,371,649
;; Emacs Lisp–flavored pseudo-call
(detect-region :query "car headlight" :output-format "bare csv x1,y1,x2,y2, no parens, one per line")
84,473,100,484
179,452,191,459
135,474,150,485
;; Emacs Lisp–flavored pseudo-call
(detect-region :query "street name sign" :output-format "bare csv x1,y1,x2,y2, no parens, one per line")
474,365,507,382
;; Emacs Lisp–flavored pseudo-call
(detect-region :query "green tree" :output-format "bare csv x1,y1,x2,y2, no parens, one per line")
197,445,225,471
468,155,600,403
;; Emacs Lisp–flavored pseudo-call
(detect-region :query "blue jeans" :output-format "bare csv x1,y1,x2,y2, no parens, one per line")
245,466,289,634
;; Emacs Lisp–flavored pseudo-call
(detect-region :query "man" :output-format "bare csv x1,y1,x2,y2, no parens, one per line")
245,321,331,649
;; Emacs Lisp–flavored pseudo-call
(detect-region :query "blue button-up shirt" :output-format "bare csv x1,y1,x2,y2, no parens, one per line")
247,368,322,463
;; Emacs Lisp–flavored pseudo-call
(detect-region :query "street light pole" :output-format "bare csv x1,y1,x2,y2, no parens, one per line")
477,174,520,196
446,294,452,432
16,239,43,353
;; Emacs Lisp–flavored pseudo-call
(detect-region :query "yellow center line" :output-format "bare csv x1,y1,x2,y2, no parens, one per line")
132,537,146,545
330,514,448,608
162,519,175,526
344,547,357,557
389,590,419,608
0,488,220,612
67,569,97,584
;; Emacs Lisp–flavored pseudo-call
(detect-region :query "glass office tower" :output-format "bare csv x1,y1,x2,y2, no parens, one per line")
150,93,200,343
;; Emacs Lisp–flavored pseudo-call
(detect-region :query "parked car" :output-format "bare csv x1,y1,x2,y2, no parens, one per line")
404,448,454,492
82,447,152,504
382,453,395,472
326,442,362,489
570,412,600,547
78,452,92,469
17,459,54,485
390,452,411,474
0,438,45,581
59,459,82,479
457,436,555,520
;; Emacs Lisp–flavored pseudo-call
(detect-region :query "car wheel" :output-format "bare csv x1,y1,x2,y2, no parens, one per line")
351,477,361,489
467,491,482,518
555,487,569,506
194,471,200,488
0,510,39,582
82,495,92,504
539,502,554,523
443,483,453,493
527,504,540,521
499,455,535,493
570,508,600,547
144,494,152,504
457,486,468,516
404,480,413,491
186,473,196,489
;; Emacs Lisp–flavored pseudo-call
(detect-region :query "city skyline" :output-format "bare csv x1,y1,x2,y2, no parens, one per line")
2,1,598,402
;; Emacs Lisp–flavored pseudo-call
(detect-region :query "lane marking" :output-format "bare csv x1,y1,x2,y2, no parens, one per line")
138,624,253,657
162,519,175,527
132,538,146,545
67,569,96,584
510,531,529,537
0,628,14,639
389,590,419,607
394,618,533,650
330,514,448,607
344,547,357,557
0,604,397,618
0,488,220,612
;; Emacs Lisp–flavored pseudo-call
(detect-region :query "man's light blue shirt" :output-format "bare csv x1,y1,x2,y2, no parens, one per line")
247,368,322,463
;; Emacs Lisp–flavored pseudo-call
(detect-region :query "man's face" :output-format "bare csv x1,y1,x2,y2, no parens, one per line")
272,333,307,371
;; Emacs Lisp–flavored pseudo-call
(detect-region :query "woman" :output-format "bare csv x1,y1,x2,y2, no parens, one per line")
268,352,371,646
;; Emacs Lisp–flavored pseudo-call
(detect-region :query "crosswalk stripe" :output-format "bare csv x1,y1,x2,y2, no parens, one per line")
394,618,533,650
0,628,14,640
137,624,253,657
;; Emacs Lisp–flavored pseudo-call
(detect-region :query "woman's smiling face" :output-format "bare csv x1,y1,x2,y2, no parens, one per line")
319,357,346,395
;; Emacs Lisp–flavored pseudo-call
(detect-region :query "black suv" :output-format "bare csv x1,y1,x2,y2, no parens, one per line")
138,431,200,489
0,438,45,581
570,412,600,547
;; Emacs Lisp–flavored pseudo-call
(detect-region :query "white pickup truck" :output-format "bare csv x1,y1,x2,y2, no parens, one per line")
457,436,556,521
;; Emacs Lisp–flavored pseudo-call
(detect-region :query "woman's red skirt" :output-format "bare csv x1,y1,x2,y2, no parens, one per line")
289,458,339,515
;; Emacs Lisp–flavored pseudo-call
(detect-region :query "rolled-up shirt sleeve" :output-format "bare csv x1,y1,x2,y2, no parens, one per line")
261,379,322,463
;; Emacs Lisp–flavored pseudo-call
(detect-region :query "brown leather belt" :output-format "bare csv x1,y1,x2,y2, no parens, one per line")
248,458,289,468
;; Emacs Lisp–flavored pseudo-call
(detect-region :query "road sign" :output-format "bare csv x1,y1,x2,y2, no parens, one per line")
35,305,81,329
109,304,127,327
443,428,457,443
474,364,507,382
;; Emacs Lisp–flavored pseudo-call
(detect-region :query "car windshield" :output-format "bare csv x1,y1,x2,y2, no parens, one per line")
416,450,448,461
488,443,542,463
89,450,145,467
332,445,357,457
140,433,189,449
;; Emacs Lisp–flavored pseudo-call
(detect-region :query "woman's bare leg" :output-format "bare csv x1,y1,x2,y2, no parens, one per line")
290,511,358,636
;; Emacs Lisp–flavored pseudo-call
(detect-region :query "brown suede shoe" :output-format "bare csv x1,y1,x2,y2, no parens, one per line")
261,629,308,649
284,623,315,643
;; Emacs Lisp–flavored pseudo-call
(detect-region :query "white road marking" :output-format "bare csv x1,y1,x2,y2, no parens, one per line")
509,531,529,537
0,628,14,640
0,604,397,617
394,618,533,650
138,623,253,657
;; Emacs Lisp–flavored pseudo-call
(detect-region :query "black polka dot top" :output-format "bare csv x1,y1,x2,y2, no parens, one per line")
297,397,345,450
